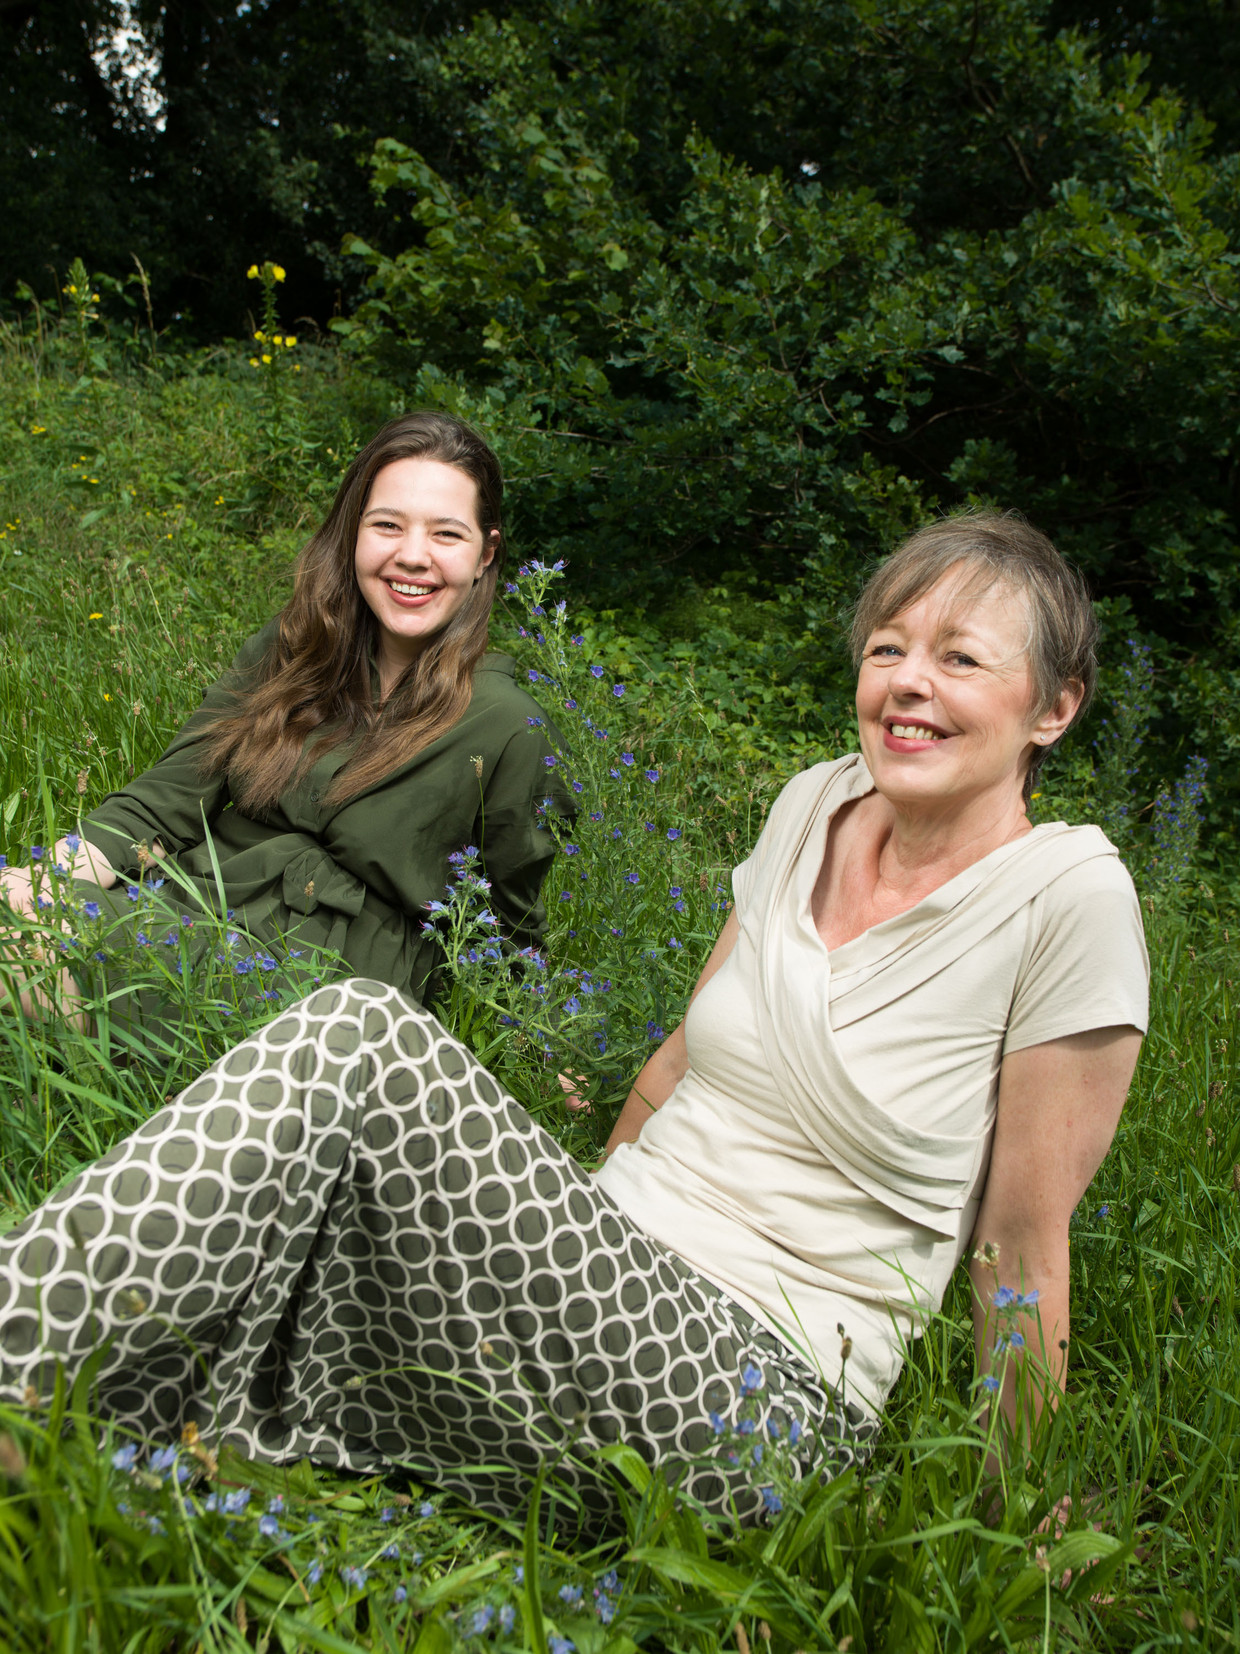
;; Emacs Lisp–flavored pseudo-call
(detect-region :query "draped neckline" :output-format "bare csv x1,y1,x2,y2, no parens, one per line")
795,754,1063,979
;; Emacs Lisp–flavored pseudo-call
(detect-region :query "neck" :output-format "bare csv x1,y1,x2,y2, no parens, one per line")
874,790,1031,894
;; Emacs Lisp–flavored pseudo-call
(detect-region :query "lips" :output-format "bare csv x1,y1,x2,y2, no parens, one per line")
882,716,952,752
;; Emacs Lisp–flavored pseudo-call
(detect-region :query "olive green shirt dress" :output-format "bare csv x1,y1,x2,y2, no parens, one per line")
79,624,572,1003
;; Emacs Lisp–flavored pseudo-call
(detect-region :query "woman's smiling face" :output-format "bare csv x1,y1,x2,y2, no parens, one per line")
354,457,498,682
856,569,1068,817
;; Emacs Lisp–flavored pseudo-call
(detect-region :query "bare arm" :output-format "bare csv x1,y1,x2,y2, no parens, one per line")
602,907,741,1158
969,1024,1142,1440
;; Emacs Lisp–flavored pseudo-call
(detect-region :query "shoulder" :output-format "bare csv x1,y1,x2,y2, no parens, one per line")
472,652,550,721
1030,823,1142,914
761,753,872,841
226,617,282,677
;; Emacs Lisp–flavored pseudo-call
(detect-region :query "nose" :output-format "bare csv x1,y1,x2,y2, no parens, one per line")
391,526,433,567
888,646,934,699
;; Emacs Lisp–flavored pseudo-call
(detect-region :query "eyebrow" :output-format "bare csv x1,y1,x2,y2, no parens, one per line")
362,507,473,531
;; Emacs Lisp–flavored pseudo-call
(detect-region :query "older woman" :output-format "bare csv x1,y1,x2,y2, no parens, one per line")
0,515,1146,1528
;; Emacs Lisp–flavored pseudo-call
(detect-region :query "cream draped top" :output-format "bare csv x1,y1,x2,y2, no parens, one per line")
597,755,1149,1416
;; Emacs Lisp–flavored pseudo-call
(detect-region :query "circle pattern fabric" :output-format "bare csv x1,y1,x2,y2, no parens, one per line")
0,980,875,1526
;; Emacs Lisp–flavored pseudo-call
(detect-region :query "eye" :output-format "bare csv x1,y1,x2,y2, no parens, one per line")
944,650,980,669
867,644,903,660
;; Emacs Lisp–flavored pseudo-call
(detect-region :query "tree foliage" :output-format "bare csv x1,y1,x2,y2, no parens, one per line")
5,0,1240,834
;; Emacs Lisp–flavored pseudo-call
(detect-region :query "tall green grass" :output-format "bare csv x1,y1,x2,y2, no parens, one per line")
0,308,1237,1651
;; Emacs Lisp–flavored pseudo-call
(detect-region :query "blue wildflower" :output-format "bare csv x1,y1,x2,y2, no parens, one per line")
590,665,604,678
341,1565,370,1589
469,1604,495,1634
136,931,150,946
761,1486,783,1514
30,846,43,861
644,768,658,782
992,1285,1017,1310
543,755,557,768
125,885,140,901
307,1560,323,1584
111,1443,139,1471
625,872,639,884
222,1488,251,1514
667,827,682,840
558,1585,583,1605
500,1605,516,1631
646,1021,664,1041
148,1446,178,1474
382,1543,399,1560
234,958,255,975
419,1501,434,1518
737,1419,756,1436
549,1638,575,1654
613,684,625,698
394,1584,408,1603
65,833,81,853
621,753,635,767
740,1362,763,1395
571,779,584,793
564,996,581,1014
258,1513,280,1538
1015,1288,1039,1307
981,1374,1001,1395
563,843,579,856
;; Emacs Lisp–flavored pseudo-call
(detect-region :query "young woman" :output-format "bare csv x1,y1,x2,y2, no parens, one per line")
0,413,571,1013
0,515,1147,1531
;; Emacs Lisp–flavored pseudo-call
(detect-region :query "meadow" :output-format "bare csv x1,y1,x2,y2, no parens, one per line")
0,301,1237,1653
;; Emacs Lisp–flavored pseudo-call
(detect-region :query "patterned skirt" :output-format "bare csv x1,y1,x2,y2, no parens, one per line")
0,979,875,1528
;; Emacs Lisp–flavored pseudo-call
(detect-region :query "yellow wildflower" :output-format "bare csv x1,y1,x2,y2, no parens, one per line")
261,353,272,364
254,329,265,341
286,334,297,347
65,283,78,295
103,693,112,702
30,425,46,435
214,495,224,505
293,364,302,372
89,612,103,619
247,264,260,279
273,334,283,346
249,357,259,367
271,264,286,282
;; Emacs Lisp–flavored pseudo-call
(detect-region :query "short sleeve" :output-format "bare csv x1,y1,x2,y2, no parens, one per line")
1004,856,1149,1054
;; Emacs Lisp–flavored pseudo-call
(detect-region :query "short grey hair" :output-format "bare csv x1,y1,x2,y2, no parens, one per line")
850,511,1098,803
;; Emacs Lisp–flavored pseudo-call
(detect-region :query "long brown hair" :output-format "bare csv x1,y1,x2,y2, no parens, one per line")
203,411,504,809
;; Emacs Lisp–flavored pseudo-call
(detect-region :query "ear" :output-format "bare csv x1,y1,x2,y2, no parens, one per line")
476,529,501,577
1032,680,1084,747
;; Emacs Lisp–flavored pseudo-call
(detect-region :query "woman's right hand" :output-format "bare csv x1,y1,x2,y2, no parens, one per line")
0,837,122,923
0,865,40,921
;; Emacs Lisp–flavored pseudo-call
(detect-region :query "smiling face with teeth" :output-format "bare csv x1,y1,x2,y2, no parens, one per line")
354,457,499,690
855,567,1080,824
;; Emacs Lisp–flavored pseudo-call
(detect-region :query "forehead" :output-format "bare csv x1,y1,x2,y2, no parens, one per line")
366,456,480,517
877,568,1031,654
